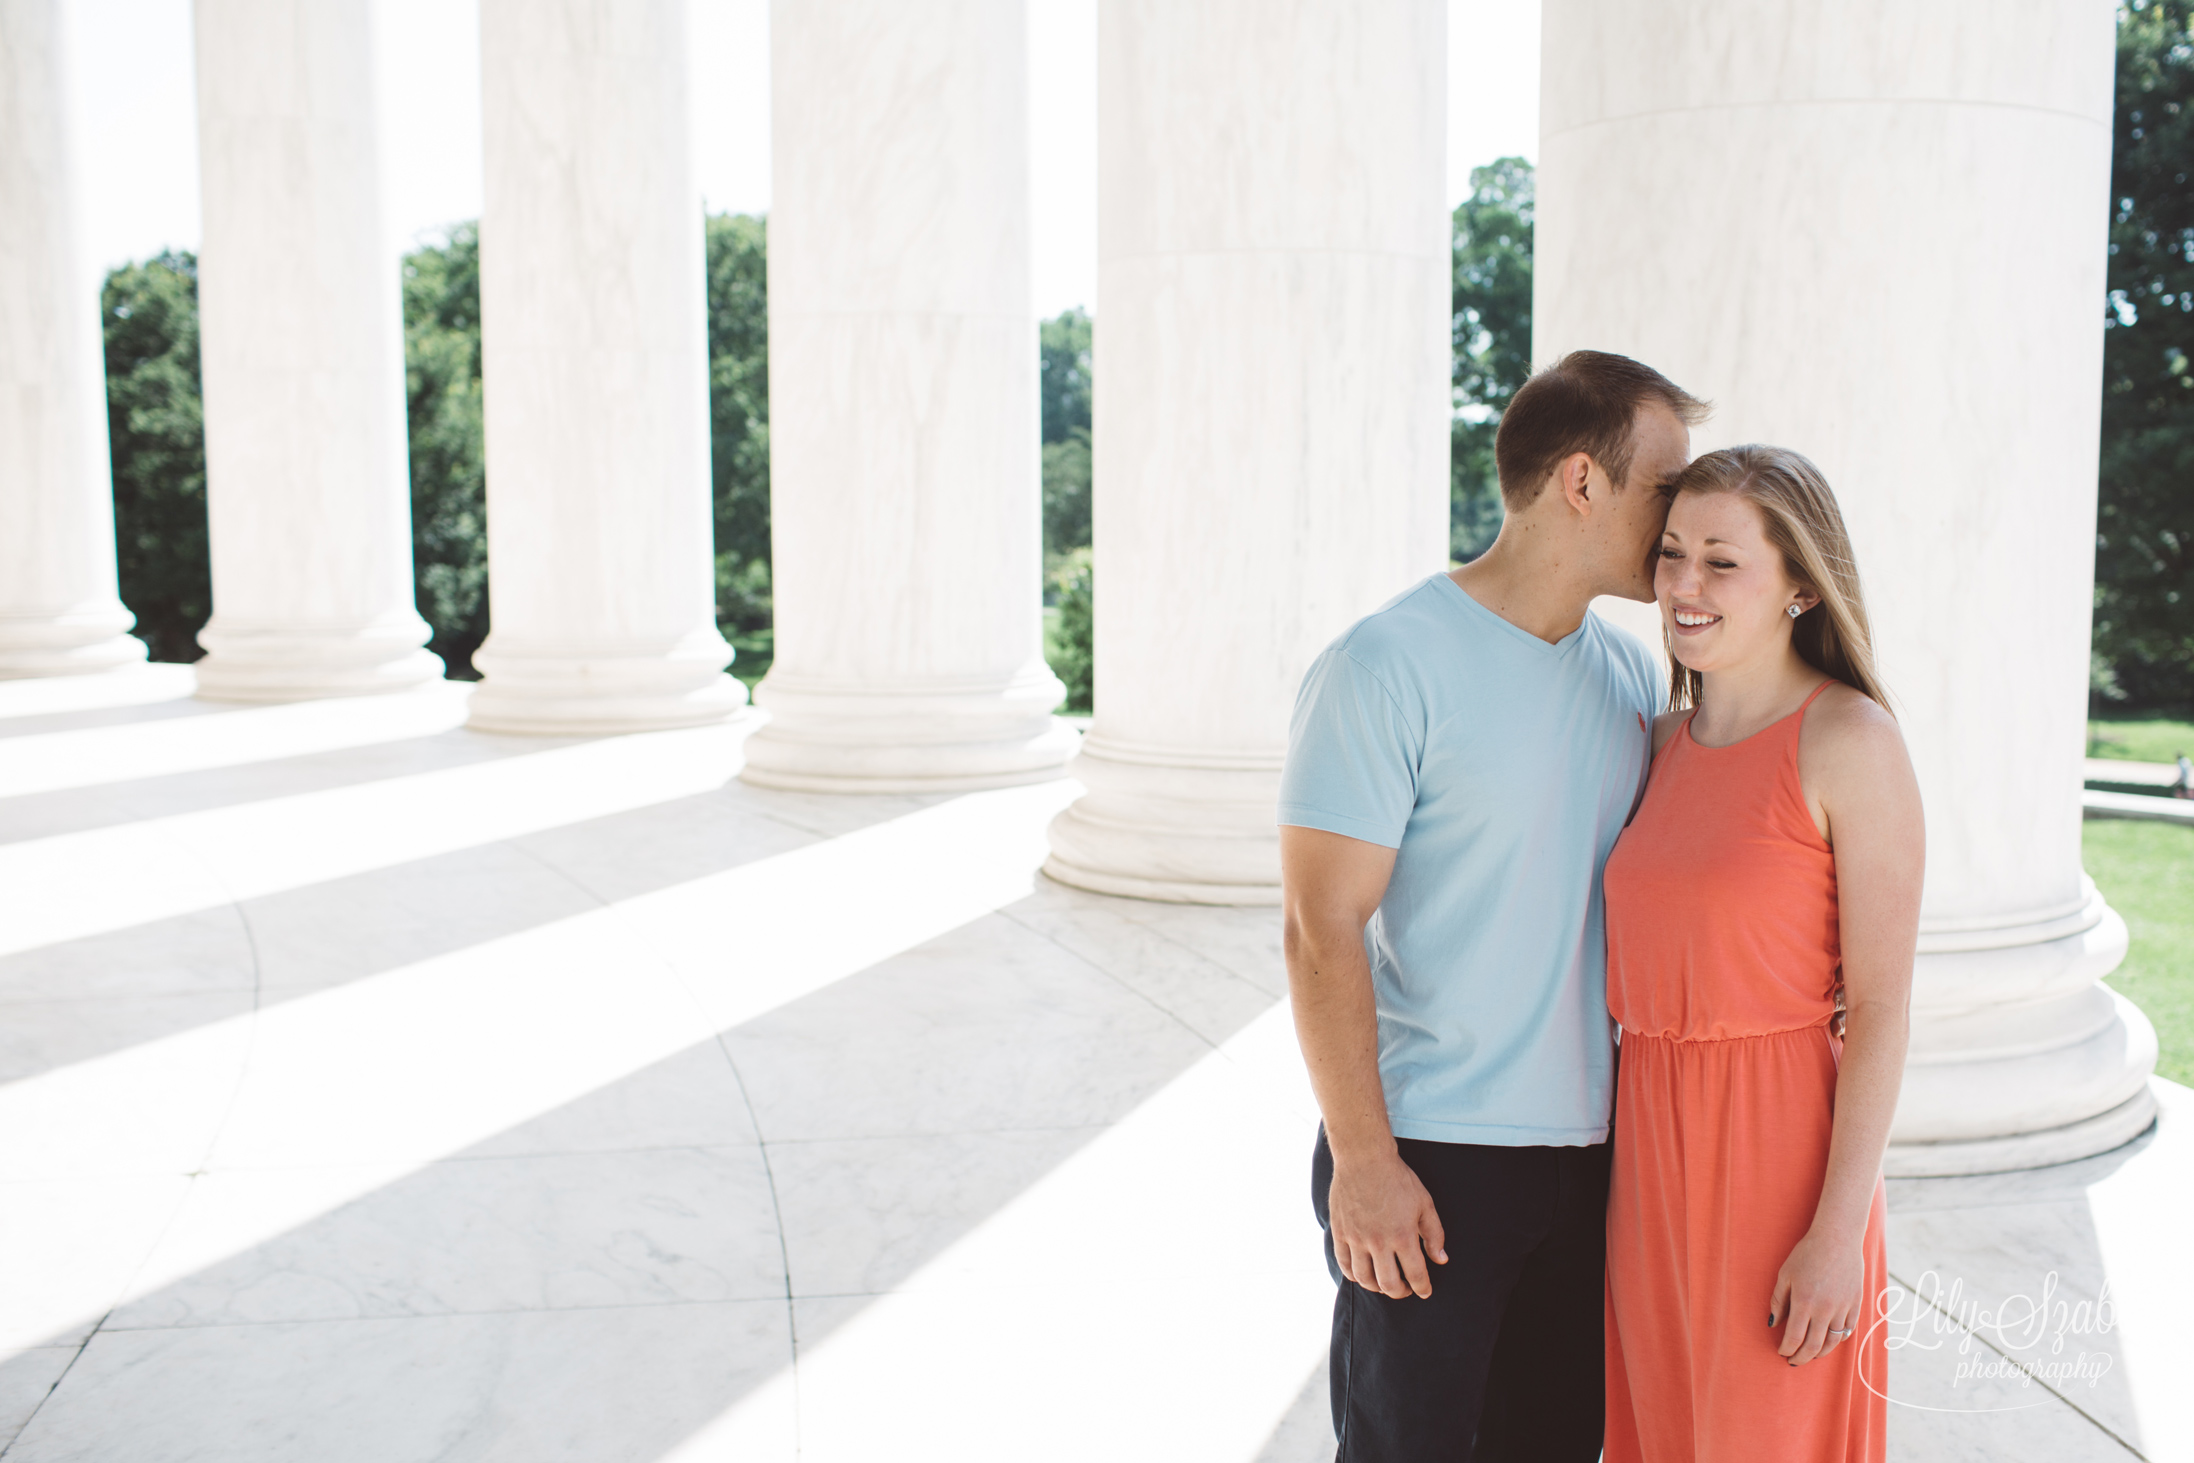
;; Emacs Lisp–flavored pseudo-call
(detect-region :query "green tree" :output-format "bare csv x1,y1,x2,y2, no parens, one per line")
705,212,773,680
102,251,209,664
1048,546,1093,712
1040,306,1092,444
1450,157,1535,563
1042,433,1092,566
2100,0,2194,709
401,225,488,674
1040,307,1093,566
1037,307,1094,707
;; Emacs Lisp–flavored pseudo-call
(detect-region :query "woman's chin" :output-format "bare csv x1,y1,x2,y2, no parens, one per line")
1669,646,1714,675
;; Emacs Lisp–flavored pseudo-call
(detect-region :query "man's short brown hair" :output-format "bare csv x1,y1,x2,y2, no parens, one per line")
1493,350,1710,510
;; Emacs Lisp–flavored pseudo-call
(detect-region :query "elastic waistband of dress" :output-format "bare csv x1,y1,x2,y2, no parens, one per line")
1619,1018,1835,1045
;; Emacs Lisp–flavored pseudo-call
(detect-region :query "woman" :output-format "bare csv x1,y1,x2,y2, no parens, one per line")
1601,446,1924,1462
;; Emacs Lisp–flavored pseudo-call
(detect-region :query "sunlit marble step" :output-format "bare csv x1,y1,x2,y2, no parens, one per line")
2083,757,2184,788
2083,788,2194,826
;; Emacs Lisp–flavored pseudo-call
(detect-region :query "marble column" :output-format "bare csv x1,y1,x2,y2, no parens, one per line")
1042,0,1451,902
741,0,1075,792
1537,0,2154,1174
467,0,741,735
0,0,148,677
191,0,442,700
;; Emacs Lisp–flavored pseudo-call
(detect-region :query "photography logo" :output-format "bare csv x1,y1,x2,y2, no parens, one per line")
1866,1270,2116,1413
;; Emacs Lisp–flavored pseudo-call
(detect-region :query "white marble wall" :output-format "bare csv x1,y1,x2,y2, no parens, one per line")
743,0,1076,792
1041,0,1452,902
0,0,147,677
191,0,442,700
467,0,743,735
1536,0,2154,1173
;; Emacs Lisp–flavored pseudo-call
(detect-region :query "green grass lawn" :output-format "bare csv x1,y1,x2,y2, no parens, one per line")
2084,818,2194,1087
2088,714,2194,764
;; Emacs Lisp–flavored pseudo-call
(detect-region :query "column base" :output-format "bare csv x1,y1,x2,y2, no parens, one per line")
0,605,149,678
1887,887,2159,1175
1884,1083,2159,1178
1041,734,1283,905
739,665,1074,794
195,614,445,701
467,630,747,735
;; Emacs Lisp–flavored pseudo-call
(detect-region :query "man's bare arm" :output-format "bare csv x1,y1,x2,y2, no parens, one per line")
1281,824,1447,1300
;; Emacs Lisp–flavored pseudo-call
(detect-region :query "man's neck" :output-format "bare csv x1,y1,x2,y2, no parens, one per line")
1448,523,1603,645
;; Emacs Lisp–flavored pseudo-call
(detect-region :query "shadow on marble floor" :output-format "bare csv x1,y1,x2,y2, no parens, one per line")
1882,1129,2163,1462
0,847,1301,1459
0,677,588,845
0,690,242,743
0,732,570,845
0,753,959,1083
1255,1362,1335,1461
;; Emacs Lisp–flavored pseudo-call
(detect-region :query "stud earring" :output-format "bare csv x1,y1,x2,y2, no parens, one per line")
1787,604,1803,619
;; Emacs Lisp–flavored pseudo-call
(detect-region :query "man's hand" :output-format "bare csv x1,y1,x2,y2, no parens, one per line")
1282,825,1432,1294
1329,1149,1447,1299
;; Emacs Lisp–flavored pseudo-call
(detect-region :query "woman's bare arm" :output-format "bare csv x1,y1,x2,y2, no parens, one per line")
1777,686,1924,1364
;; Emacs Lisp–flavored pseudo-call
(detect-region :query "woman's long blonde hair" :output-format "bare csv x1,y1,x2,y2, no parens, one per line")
1663,445,1891,715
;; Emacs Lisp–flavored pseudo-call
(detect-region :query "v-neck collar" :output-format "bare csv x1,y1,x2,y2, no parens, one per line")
1429,571,1591,659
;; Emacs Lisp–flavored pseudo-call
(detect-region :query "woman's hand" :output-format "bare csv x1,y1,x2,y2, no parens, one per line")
1770,1225,1865,1365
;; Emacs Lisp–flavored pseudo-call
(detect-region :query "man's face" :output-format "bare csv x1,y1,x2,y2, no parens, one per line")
1602,404,1693,601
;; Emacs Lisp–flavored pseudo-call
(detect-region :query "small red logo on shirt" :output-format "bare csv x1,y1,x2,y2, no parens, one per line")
1637,712,1647,732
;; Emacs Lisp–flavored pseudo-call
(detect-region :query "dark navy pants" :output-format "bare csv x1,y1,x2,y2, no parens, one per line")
1313,1128,1611,1462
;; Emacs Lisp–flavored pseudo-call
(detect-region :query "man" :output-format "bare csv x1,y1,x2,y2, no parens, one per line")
1279,351,1708,1461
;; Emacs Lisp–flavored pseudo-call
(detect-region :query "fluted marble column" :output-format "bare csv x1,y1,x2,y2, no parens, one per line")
1042,0,1451,902
741,0,1074,791
191,0,441,699
1537,0,2153,1174
0,0,148,677
468,0,741,734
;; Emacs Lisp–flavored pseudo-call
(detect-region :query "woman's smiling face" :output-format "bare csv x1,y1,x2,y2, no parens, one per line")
1655,490,1818,674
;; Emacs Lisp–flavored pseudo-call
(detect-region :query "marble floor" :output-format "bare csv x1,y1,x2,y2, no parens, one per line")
0,670,2184,1462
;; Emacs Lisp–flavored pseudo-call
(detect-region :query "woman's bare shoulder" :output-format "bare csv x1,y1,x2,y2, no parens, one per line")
1805,680,1898,735
1800,681,1913,785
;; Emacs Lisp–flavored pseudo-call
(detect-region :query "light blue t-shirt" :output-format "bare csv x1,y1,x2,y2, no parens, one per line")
1278,572,1660,1146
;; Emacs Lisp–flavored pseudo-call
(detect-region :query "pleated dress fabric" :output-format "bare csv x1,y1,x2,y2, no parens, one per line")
1600,683,1887,1463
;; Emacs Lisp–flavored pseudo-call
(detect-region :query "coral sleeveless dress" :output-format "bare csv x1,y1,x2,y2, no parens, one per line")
1601,682,1887,1463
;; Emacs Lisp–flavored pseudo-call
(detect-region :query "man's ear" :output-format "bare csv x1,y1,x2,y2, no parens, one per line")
1556,451,1597,517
